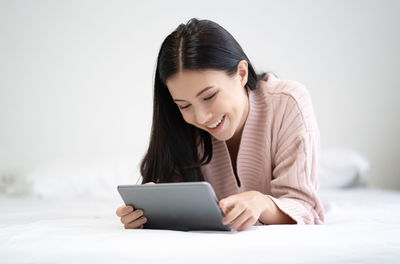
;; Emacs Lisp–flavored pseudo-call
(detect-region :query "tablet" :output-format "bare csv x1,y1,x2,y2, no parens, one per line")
117,182,231,231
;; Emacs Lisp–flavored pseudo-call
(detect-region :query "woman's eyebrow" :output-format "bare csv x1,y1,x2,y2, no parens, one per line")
196,86,214,97
173,86,215,102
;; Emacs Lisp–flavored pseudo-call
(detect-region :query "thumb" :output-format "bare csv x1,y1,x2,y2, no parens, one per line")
218,196,236,214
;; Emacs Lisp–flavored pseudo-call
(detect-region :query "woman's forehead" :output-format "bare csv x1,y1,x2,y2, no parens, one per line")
166,69,230,92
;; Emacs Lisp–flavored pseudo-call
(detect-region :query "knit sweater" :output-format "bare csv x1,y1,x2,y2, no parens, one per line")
200,73,325,225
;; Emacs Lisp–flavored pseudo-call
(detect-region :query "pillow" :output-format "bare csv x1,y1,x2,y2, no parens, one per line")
23,156,141,199
318,148,369,189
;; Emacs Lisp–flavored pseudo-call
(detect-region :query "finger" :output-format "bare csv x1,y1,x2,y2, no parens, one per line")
116,205,125,217
236,217,256,232
124,216,147,229
116,205,134,217
120,209,143,225
230,210,251,230
219,202,227,215
222,203,245,225
219,196,237,214
219,205,227,215
144,182,155,185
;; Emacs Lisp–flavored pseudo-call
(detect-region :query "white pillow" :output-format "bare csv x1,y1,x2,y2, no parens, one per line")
318,148,369,189
24,156,141,199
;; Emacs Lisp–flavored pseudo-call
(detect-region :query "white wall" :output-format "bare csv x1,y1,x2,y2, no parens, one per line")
1,0,399,192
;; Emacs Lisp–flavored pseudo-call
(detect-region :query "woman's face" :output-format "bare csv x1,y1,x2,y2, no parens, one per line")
166,60,249,142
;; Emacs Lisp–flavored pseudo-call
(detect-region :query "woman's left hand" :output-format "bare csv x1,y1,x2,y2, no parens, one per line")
218,191,270,231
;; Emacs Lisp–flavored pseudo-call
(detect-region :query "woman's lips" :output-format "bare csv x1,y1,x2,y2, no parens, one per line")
206,114,226,133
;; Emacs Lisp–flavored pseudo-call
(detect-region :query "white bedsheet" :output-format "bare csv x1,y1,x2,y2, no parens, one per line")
1,187,400,263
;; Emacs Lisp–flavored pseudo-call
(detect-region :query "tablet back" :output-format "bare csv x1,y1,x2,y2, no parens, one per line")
117,182,230,231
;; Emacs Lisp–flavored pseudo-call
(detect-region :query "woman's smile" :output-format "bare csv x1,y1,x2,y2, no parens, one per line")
205,114,226,133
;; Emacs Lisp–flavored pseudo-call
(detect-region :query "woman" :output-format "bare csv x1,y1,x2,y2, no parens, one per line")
116,18,325,231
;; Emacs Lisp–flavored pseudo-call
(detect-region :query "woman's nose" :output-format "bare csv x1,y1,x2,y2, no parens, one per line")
194,107,212,125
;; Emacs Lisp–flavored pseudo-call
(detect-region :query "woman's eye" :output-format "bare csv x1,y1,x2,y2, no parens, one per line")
203,92,217,101
179,104,191,110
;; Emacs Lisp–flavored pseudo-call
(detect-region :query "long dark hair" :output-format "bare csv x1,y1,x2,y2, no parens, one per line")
140,18,265,184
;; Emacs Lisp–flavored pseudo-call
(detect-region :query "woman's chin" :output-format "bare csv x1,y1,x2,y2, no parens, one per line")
210,130,234,141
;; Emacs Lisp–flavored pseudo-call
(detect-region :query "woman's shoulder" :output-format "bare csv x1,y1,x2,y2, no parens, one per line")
256,73,318,131
258,73,311,104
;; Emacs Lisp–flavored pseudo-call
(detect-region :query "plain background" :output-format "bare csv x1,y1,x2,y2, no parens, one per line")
0,0,399,191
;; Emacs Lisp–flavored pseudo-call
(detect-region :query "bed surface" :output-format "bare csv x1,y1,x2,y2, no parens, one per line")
1,187,400,263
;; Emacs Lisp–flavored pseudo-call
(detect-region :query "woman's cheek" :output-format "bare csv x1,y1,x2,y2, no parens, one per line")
181,112,194,125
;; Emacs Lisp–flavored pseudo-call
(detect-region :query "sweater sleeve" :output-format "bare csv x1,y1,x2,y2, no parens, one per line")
266,85,325,225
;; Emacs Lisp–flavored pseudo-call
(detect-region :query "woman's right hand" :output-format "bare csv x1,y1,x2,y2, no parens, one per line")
115,182,154,229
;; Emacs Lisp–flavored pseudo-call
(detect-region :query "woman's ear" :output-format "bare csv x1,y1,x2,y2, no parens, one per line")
237,60,248,87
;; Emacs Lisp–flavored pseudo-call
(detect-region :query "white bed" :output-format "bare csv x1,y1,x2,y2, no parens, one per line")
1,186,400,263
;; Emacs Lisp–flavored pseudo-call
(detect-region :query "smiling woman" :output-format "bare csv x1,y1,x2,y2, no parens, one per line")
166,68,249,143
116,18,324,231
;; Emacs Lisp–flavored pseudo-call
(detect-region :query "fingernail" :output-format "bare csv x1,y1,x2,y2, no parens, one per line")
126,206,133,212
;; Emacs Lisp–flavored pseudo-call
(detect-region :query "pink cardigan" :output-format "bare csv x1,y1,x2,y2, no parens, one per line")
200,73,325,224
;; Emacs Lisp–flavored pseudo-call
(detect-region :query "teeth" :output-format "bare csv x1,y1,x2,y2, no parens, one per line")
207,115,224,129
